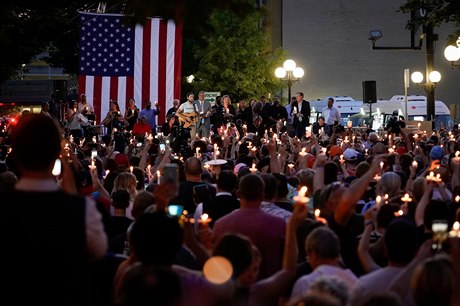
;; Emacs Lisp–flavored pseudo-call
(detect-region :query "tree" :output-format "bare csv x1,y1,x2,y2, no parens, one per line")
192,1,285,100
400,0,460,44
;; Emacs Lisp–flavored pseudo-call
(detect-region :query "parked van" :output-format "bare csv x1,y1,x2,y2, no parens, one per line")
369,95,454,131
310,96,364,125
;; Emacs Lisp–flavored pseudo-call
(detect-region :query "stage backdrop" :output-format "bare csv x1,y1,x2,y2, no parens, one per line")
78,12,182,125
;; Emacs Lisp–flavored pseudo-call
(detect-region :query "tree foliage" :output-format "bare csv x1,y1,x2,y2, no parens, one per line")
193,1,285,100
400,0,460,43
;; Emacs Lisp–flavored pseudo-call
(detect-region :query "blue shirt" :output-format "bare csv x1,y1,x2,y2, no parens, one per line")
139,107,159,129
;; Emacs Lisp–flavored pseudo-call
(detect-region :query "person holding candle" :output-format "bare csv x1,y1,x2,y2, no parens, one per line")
171,157,216,214
314,154,386,276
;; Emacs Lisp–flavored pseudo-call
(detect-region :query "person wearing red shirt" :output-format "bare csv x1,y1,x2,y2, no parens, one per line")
132,116,151,137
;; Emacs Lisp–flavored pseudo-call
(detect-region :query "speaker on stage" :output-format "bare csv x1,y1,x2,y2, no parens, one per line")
363,80,377,103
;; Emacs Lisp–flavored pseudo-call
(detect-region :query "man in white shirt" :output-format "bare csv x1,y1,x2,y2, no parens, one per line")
177,92,199,139
322,97,341,136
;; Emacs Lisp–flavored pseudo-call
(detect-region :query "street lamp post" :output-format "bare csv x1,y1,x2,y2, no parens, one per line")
275,59,304,102
411,68,441,123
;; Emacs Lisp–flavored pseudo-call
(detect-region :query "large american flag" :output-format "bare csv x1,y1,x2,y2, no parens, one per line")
78,12,182,125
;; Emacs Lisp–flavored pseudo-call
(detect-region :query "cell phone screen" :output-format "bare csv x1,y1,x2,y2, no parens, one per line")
167,204,184,217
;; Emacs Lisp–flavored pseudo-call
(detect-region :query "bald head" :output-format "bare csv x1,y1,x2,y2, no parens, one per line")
184,157,202,176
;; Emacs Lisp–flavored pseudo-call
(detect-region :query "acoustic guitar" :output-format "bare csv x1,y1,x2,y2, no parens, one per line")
176,112,201,128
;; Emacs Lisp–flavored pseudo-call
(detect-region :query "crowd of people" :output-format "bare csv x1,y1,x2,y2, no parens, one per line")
0,90,459,306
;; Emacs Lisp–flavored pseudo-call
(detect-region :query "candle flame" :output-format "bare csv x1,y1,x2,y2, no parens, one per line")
314,209,320,218
453,221,460,231
456,151,460,157
376,195,382,204
130,166,133,173
201,213,209,223
455,195,460,202
299,186,308,197
412,161,418,167
397,210,404,216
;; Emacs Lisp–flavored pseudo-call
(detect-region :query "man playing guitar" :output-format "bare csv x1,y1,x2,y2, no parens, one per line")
176,92,199,139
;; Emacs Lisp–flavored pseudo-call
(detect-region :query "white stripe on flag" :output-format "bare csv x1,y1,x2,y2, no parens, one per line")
118,77,127,115
150,19,160,103
166,20,176,117
85,76,94,112
101,77,111,122
134,24,143,110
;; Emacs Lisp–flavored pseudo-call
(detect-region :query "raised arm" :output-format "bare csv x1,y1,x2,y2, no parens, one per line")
335,154,385,225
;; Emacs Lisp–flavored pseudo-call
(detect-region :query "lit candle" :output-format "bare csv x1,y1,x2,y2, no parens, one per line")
130,166,133,173
455,195,460,203
380,161,384,169
401,193,413,205
343,136,349,143
417,122,421,130
299,148,307,157
200,213,211,224
376,195,382,207
250,163,257,173
92,136,96,143
412,161,418,168
147,165,152,178
293,186,309,204
449,221,460,238
365,148,368,156
69,135,74,143
388,147,394,154
103,169,109,179
288,163,294,169
196,147,200,158
339,154,345,163
397,210,404,216
314,209,320,220
89,160,96,171
413,133,418,139
157,170,161,184
204,164,211,171
456,151,460,158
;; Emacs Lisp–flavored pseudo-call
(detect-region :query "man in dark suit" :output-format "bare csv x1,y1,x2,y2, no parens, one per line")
292,91,311,138
202,170,239,228
194,90,212,138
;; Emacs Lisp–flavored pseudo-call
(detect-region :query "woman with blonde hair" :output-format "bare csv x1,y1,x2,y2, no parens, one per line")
112,172,138,219
376,172,402,204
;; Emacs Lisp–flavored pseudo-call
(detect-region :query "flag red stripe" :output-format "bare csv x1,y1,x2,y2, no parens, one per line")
78,76,86,101
157,21,167,125
93,76,102,125
110,77,118,102
126,76,134,105
141,19,152,109
174,21,183,101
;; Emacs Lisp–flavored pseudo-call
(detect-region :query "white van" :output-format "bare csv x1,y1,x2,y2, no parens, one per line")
369,95,454,131
310,96,364,125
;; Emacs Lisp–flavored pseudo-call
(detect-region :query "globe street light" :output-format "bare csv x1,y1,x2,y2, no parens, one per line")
275,59,304,102
444,37,460,68
411,70,442,87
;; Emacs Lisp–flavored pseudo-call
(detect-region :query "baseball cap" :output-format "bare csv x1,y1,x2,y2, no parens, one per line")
233,163,248,176
343,148,358,161
329,145,343,158
430,145,444,161
114,153,129,169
